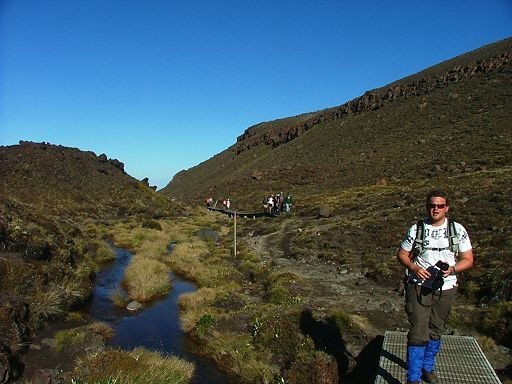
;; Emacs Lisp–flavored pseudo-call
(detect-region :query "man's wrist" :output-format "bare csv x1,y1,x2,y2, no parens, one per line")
451,265,457,275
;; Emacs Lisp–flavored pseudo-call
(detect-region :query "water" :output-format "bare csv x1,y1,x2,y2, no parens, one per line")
86,246,231,383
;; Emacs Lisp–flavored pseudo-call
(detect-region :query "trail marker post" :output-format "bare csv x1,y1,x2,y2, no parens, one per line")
234,211,237,256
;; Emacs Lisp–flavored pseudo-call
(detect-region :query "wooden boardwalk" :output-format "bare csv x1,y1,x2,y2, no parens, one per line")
206,206,277,218
375,331,502,384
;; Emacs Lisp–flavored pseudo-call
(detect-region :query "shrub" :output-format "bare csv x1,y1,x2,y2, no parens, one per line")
267,286,289,304
481,301,512,347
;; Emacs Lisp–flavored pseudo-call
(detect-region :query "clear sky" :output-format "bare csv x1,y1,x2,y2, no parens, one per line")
1,1,511,189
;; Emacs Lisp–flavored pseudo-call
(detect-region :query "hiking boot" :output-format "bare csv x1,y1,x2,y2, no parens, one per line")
421,369,439,383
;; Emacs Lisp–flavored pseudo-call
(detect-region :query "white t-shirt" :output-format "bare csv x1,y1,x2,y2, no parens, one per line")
401,218,472,290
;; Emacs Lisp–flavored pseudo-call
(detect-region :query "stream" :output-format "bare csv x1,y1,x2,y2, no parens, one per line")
86,246,231,383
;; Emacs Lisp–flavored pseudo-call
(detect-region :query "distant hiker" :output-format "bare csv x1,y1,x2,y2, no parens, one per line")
397,190,473,384
267,195,275,213
284,192,293,212
226,198,231,209
275,192,282,213
262,195,268,211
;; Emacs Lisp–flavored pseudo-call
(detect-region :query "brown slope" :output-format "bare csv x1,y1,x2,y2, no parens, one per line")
0,141,180,221
161,37,512,210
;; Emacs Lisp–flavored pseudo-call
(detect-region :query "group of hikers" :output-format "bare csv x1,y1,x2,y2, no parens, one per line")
204,197,231,209
263,192,293,213
204,192,294,214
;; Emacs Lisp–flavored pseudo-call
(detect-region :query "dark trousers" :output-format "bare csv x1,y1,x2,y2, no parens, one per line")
405,283,457,345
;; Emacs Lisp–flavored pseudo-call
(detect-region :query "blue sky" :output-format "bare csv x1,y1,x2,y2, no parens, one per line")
1,1,511,189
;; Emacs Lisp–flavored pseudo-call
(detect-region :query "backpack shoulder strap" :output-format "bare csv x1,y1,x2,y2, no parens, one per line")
412,219,425,258
448,218,459,253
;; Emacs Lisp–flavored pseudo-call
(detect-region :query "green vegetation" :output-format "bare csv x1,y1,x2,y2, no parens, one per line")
73,348,195,384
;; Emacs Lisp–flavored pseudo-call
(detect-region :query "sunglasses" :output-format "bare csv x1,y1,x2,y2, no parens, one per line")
427,203,447,209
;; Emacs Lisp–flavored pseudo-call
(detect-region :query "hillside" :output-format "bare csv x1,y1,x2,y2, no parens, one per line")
159,37,512,377
161,37,512,209
0,141,183,379
0,37,510,383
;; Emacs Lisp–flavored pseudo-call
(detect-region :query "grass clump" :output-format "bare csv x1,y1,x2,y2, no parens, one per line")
74,348,195,384
27,286,66,329
123,255,171,301
194,313,216,338
54,329,87,351
328,308,363,338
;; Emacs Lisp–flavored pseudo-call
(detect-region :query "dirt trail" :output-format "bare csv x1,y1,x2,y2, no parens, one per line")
242,218,408,341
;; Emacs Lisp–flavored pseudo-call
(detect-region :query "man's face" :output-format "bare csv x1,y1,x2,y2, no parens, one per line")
426,196,449,224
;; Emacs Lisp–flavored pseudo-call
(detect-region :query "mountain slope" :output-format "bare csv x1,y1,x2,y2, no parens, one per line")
161,37,512,210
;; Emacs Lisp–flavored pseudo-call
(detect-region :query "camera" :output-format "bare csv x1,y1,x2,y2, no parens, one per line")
422,261,449,290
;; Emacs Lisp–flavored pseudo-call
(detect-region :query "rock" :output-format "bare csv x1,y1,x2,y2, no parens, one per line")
196,228,219,242
318,206,333,218
251,170,264,180
166,241,177,253
108,158,124,171
41,338,55,348
126,301,143,311
273,258,293,267
31,369,53,384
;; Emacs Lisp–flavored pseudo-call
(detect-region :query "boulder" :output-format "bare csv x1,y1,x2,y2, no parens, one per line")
126,301,143,311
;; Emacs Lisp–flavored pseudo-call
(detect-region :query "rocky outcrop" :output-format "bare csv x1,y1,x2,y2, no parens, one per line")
234,49,512,155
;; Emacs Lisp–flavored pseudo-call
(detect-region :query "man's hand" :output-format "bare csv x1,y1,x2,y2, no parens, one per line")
410,264,431,280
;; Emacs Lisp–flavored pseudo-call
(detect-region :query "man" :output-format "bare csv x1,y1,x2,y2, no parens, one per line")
284,192,293,212
397,190,473,384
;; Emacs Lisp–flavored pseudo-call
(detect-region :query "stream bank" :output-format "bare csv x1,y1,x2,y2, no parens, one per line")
20,246,231,384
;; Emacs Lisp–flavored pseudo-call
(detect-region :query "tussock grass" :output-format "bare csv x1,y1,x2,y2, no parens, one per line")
123,255,171,301
88,322,115,340
169,241,215,285
27,286,66,328
179,288,216,332
75,347,195,384
95,241,116,264
111,288,129,308
206,331,274,383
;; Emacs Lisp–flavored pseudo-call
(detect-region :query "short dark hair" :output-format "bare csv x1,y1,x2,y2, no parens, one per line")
426,190,450,205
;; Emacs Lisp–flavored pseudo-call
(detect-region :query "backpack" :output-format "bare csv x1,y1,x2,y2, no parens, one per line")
412,218,459,258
